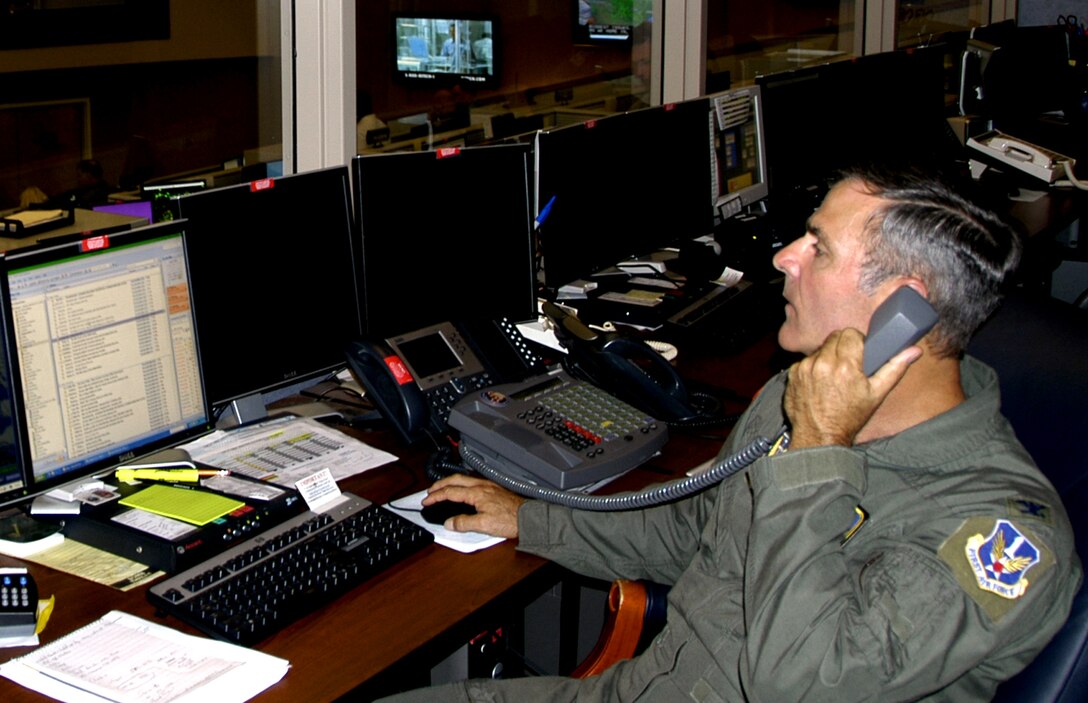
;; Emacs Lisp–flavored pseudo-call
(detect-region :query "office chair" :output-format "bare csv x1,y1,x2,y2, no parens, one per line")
970,290,1088,702
575,290,1088,701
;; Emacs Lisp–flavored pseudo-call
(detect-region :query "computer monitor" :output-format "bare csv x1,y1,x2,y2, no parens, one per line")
573,0,653,43
709,84,769,223
0,260,28,510
352,144,536,338
141,179,207,223
756,46,956,233
2,221,212,498
176,167,361,420
534,97,715,290
393,14,499,89
93,200,154,224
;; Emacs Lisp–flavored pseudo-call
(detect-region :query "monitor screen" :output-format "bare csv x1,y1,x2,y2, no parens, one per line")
393,15,498,88
176,167,361,413
573,0,653,42
3,222,212,495
710,84,769,222
534,98,714,290
0,260,27,509
93,200,154,224
353,144,536,339
141,179,207,223
756,46,957,233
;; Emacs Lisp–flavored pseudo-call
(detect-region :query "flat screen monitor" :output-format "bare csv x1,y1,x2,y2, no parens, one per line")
2,221,212,497
393,15,498,88
573,0,653,42
0,257,28,510
710,84,769,222
756,46,957,233
176,167,361,417
353,144,536,338
93,200,154,224
534,98,715,290
141,179,207,223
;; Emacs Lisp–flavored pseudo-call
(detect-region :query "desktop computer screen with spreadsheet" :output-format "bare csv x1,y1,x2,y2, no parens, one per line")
176,166,362,418
1,221,213,496
533,97,714,290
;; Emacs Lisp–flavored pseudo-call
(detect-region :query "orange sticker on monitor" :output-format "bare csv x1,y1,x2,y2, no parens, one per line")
80,235,109,252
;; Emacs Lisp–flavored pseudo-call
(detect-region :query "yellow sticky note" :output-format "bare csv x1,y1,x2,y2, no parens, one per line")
119,485,244,526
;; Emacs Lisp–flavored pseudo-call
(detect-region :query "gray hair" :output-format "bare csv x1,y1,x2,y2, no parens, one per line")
843,165,1022,357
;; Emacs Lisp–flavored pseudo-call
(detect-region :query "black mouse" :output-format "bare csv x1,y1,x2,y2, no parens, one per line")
420,500,477,525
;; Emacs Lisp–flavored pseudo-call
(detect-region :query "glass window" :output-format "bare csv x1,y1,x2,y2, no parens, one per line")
0,2,281,218
706,1,860,88
355,2,659,155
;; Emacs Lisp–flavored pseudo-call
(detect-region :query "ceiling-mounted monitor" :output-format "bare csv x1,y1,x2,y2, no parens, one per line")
393,14,498,89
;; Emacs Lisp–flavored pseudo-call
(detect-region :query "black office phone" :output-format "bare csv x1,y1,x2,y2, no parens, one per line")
345,319,547,445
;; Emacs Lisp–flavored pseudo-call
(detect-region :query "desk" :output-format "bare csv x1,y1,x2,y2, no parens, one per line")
0,332,783,702
0,208,148,252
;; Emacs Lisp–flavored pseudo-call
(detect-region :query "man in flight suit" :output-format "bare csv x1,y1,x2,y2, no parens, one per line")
380,165,1082,702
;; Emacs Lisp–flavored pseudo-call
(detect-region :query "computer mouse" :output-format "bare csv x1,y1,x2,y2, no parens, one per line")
420,500,477,525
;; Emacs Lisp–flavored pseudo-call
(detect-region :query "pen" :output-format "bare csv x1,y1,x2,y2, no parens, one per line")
535,195,556,230
115,468,229,482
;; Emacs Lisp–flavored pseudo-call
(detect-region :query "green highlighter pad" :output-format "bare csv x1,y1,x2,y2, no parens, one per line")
119,484,245,526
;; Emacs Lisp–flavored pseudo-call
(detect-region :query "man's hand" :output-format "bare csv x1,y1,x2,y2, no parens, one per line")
421,474,527,539
784,328,921,448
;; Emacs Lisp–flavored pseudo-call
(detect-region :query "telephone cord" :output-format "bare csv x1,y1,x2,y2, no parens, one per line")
460,429,781,511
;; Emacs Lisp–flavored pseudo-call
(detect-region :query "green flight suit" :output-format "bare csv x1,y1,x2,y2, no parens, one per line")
381,357,1081,702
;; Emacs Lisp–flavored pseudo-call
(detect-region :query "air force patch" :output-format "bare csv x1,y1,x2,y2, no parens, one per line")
940,516,1055,621
965,519,1040,599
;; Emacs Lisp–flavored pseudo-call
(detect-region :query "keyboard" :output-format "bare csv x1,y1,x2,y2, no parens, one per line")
667,279,752,328
147,493,433,645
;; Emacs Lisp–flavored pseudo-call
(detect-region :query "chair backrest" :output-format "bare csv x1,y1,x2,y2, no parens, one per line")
967,290,1088,702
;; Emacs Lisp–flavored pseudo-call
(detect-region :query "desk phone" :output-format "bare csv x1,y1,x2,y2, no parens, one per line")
449,368,668,490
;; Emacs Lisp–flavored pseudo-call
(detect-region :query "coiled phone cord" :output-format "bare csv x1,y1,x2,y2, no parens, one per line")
458,427,785,511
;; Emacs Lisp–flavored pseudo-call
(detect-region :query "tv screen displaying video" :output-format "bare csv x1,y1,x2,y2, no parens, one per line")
394,15,497,88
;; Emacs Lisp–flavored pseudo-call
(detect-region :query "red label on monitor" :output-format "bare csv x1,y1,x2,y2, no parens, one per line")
584,119,598,129
663,103,677,111
384,355,415,385
80,235,110,252
436,147,461,159
250,178,275,192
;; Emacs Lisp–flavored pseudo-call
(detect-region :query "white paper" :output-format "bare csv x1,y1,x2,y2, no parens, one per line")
179,415,397,488
0,610,289,703
386,490,504,554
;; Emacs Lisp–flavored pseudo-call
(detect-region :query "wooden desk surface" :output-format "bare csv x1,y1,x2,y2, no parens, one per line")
0,331,786,702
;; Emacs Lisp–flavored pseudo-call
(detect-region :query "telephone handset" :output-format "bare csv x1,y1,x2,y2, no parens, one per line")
862,287,939,376
344,319,546,445
541,301,700,423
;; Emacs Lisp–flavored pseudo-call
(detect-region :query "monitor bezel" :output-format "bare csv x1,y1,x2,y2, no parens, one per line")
352,143,537,339
0,220,215,501
176,166,363,414
709,84,770,221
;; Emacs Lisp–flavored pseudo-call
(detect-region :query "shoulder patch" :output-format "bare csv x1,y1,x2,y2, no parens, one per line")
939,517,1055,621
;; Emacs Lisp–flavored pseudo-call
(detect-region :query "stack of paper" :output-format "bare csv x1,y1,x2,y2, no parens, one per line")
0,610,290,703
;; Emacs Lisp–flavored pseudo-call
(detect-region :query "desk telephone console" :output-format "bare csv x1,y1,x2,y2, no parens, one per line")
345,319,547,445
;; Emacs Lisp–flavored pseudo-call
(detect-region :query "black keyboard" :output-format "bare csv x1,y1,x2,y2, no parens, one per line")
667,279,752,328
147,493,433,645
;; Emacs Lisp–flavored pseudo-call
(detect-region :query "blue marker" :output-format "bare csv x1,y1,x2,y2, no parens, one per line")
535,195,556,230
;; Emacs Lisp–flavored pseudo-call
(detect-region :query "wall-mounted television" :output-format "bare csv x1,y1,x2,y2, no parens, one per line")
573,0,653,43
393,15,498,89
